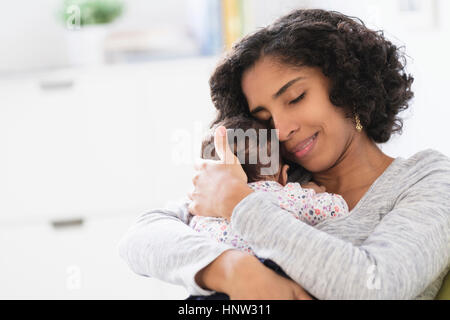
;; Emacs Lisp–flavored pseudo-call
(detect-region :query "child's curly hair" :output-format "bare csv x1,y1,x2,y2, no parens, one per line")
208,8,414,143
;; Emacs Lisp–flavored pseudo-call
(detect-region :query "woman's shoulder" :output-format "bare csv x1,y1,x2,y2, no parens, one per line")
369,149,450,222
387,148,450,201
409,148,450,163
361,148,450,207
400,148,450,174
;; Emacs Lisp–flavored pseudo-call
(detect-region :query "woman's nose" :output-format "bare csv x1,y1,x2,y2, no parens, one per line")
272,113,298,141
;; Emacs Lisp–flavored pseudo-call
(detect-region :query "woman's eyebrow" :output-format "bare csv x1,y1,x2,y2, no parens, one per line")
250,76,305,115
273,76,304,99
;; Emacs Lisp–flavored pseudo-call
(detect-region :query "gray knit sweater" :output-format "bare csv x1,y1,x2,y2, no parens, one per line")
119,148,450,299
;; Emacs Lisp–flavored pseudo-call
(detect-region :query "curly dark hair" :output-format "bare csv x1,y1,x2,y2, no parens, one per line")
208,8,414,144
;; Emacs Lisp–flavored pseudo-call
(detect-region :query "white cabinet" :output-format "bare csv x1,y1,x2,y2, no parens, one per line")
0,57,218,298
0,57,218,224
0,67,148,224
0,215,188,299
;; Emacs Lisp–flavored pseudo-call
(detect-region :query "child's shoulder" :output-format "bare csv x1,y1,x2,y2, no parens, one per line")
284,182,302,189
282,182,316,196
248,180,284,192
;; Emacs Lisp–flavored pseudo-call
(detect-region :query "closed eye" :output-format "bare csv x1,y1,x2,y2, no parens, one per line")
289,92,306,105
251,92,305,123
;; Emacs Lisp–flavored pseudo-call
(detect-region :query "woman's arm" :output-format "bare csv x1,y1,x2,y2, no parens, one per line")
229,172,450,299
118,198,234,296
119,198,313,299
196,250,314,299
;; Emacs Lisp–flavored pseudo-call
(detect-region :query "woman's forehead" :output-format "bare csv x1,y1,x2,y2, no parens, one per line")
243,58,318,87
241,59,318,103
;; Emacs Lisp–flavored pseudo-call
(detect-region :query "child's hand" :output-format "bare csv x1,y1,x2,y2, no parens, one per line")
301,181,326,194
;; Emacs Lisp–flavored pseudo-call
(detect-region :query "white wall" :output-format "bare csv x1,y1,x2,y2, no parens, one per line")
0,0,190,74
0,0,69,73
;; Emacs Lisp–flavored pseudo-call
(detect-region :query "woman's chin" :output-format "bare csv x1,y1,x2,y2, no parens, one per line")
282,150,322,172
291,153,325,173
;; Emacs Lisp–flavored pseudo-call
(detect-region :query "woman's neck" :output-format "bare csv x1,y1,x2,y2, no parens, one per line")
312,133,394,198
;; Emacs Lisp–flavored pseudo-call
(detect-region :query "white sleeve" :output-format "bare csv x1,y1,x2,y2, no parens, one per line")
118,197,234,295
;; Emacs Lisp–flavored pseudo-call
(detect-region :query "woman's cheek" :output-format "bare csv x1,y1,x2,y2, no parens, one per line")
299,132,327,172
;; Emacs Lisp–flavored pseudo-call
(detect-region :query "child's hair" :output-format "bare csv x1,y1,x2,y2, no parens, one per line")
200,116,282,183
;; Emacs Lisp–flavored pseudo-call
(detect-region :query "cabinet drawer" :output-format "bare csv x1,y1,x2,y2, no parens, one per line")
0,215,188,299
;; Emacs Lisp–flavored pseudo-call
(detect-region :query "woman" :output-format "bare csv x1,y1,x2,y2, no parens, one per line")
119,9,450,299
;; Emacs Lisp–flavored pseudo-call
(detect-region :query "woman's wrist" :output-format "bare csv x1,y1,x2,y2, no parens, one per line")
220,179,254,221
194,249,256,294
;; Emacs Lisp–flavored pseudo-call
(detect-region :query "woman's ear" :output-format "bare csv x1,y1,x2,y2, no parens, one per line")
278,164,289,186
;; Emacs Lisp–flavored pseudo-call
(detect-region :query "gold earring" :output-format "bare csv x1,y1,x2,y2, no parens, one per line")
355,113,363,132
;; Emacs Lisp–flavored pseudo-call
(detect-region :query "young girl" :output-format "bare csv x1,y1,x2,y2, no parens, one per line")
189,115,349,255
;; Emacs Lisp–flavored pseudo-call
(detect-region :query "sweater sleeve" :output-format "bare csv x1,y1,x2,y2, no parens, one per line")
118,197,234,296
230,172,450,299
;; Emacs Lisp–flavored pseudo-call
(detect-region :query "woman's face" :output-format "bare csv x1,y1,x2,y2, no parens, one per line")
241,56,355,173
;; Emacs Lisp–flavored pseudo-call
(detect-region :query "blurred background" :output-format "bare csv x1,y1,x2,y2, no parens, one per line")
0,0,449,299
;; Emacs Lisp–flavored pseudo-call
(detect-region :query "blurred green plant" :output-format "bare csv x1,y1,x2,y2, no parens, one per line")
62,0,124,27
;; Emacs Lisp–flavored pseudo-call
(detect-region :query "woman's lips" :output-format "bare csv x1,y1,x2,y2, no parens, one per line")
292,132,318,159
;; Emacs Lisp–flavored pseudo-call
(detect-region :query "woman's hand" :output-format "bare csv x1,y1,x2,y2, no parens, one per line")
228,256,313,300
196,250,313,300
188,126,254,220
